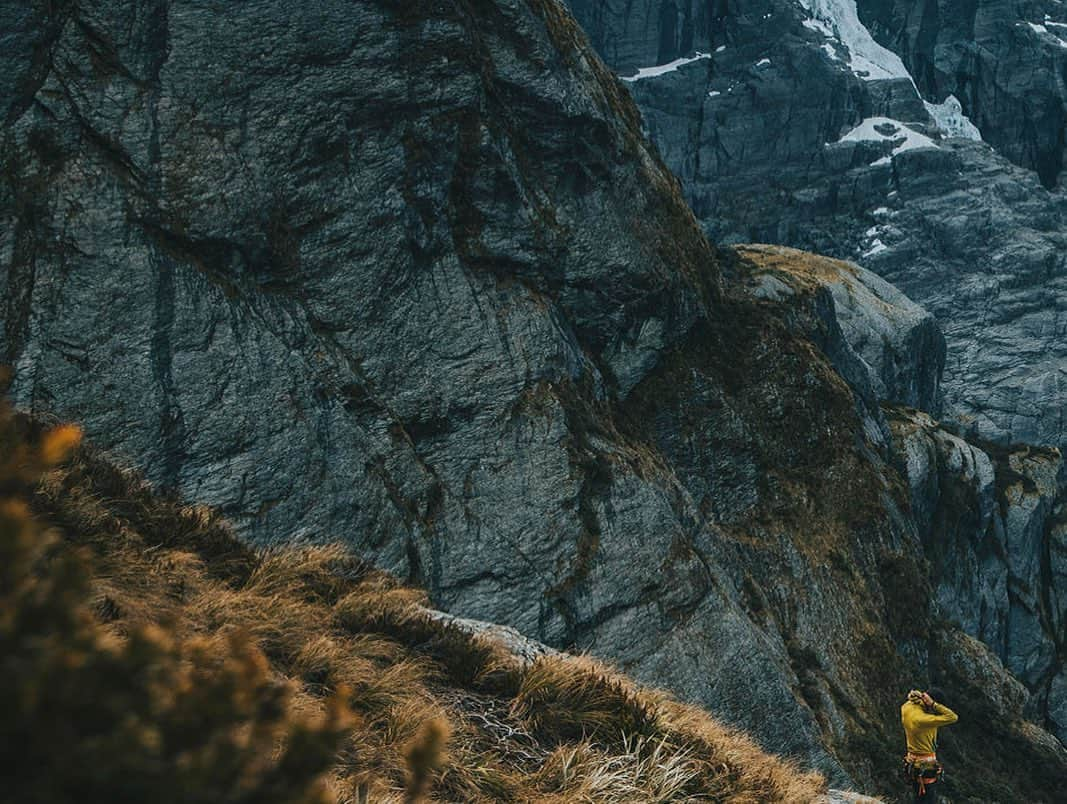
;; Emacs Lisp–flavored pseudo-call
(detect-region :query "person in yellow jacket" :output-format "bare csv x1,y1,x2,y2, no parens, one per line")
901,688,958,802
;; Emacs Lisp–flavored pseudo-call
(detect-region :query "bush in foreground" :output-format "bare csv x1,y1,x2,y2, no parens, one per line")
0,401,350,804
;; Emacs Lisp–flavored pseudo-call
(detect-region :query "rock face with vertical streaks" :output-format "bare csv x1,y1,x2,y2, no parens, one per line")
3,1,1067,801
857,0,1067,189
889,408,1067,745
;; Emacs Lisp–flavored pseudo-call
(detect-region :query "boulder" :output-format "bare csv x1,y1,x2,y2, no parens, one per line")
736,244,945,414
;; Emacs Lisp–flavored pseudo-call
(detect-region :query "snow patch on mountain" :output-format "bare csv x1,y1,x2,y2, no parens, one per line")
621,53,711,82
1025,20,1067,48
797,0,985,143
862,239,888,257
798,0,913,81
837,117,938,163
924,96,982,141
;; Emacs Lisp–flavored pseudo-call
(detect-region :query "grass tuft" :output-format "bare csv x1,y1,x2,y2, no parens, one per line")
511,655,658,745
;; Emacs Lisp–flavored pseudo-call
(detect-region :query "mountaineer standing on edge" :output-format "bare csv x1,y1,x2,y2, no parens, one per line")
901,688,959,801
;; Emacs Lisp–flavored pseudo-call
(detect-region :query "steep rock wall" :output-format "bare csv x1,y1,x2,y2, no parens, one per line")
565,0,1067,450
890,407,1067,745
566,0,722,70
3,1,1066,798
857,0,1067,188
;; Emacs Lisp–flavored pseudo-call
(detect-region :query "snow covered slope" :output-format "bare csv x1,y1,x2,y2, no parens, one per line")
798,0,911,81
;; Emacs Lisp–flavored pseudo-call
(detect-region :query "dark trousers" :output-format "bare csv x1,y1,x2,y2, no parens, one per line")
912,781,938,802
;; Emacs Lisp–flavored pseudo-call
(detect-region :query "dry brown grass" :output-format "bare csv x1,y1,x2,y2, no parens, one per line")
734,244,859,292
5,396,829,803
0,402,348,804
513,656,825,802
511,655,657,745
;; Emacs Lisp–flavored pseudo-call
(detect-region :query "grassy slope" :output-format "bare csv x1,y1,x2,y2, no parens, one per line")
2,399,827,803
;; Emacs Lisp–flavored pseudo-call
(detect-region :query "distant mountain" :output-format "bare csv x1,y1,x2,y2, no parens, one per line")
565,0,1067,450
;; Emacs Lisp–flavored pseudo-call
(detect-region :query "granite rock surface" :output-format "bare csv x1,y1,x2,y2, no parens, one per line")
565,0,1067,450
889,407,1067,745
3,1,1066,799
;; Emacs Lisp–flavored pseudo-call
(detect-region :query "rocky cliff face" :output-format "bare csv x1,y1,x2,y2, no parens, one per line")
857,0,1067,189
1,0,714,552
566,0,1067,451
890,407,1067,745
3,1,1067,800
562,1,1067,762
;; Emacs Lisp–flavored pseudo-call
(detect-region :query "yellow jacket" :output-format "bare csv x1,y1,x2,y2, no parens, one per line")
901,700,958,755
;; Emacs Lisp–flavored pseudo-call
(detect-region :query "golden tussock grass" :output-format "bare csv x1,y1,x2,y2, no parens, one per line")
734,244,859,292
2,393,828,803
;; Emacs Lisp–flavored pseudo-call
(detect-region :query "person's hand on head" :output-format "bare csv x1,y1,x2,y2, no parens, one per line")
921,692,935,708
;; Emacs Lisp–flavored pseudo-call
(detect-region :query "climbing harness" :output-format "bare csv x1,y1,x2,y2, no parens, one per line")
902,751,943,797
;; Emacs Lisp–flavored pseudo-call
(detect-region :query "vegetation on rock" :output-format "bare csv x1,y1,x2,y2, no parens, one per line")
0,393,827,802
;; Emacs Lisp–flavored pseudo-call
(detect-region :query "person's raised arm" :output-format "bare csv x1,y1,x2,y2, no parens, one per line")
917,701,958,726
